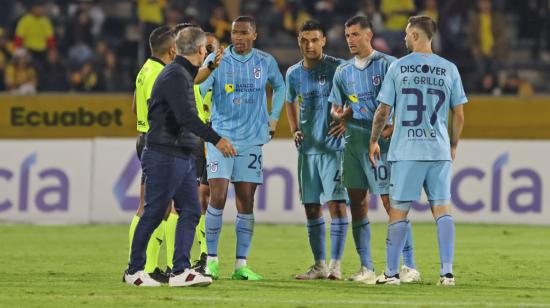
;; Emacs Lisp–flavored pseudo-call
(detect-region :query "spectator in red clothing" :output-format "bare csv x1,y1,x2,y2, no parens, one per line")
13,1,56,69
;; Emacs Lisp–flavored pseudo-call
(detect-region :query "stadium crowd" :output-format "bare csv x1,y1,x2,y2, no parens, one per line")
0,0,548,95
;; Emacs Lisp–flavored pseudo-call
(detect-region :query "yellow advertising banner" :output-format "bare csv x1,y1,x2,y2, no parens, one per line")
1,94,550,139
0,95,138,138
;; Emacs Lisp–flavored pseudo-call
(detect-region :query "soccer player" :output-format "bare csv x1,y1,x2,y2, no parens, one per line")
328,15,419,283
129,25,177,283
200,16,285,280
285,20,348,280
192,32,221,272
370,15,466,286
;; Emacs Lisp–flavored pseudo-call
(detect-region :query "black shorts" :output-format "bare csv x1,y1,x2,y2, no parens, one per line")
136,134,146,184
195,139,209,186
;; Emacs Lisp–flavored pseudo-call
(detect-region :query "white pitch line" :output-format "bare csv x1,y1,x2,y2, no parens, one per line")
156,295,550,307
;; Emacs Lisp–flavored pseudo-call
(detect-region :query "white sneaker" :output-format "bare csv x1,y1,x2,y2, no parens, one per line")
295,262,328,280
123,270,161,287
327,260,342,280
400,265,421,283
169,268,213,287
438,274,455,286
375,273,400,285
348,266,376,284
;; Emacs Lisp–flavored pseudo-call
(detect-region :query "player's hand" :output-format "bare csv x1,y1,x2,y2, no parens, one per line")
293,130,304,147
369,142,381,166
269,119,278,140
451,146,457,161
213,46,224,68
328,120,346,137
381,124,394,140
215,138,237,157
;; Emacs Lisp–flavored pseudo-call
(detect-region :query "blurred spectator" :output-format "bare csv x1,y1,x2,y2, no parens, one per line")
419,0,441,52
476,72,500,95
165,3,184,27
68,39,94,68
39,48,69,92
502,71,535,96
283,2,312,35
13,1,56,68
68,0,105,39
467,0,507,82
98,50,130,92
4,48,37,95
379,0,415,55
69,61,99,92
357,0,384,33
0,27,13,92
137,0,166,59
380,0,415,31
208,4,231,43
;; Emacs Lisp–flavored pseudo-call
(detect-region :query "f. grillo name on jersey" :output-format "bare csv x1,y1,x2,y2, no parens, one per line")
10,106,123,127
401,64,446,87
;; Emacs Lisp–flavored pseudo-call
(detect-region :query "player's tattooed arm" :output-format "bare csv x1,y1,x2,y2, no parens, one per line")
370,104,391,144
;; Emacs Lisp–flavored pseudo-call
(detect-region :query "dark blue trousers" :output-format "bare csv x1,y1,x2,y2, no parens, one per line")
128,147,200,274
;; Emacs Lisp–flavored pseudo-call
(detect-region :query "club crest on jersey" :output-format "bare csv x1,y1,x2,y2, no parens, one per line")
318,75,327,85
253,67,261,79
372,75,381,86
209,162,219,173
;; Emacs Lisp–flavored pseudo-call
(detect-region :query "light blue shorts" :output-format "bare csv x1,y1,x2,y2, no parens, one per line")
298,151,347,204
389,160,452,211
206,143,263,184
342,147,390,195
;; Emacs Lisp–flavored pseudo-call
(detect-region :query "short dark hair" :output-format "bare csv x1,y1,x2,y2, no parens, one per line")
408,15,437,40
174,22,200,34
344,15,373,30
299,20,325,35
149,26,175,55
204,32,219,54
233,15,256,30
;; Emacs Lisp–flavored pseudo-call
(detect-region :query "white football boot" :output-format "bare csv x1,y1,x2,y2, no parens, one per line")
399,265,421,283
349,266,377,284
438,273,455,286
327,260,343,280
375,273,401,285
295,262,328,280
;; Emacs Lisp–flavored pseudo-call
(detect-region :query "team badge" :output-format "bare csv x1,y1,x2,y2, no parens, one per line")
348,94,359,103
225,84,234,93
360,107,367,113
318,75,326,85
253,67,261,79
209,162,219,173
372,75,381,86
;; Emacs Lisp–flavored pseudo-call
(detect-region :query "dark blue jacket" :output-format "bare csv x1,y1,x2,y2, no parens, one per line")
146,55,221,157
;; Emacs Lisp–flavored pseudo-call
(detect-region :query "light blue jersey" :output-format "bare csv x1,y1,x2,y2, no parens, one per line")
377,52,467,161
286,54,345,154
328,50,396,121
201,46,285,147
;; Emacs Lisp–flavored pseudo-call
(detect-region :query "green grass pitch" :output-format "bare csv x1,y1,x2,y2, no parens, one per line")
0,223,549,307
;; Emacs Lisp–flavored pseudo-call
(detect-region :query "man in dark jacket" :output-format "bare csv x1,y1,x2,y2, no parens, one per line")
124,26,236,288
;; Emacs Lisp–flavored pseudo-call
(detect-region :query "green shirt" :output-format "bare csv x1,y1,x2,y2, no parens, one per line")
135,57,165,133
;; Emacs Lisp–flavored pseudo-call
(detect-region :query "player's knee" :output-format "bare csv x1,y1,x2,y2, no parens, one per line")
304,204,322,219
209,194,225,208
431,204,451,219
